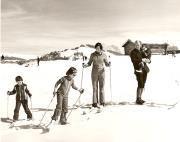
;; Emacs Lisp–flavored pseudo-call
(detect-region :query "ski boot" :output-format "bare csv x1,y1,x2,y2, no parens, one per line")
59,112,67,125
136,99,145,105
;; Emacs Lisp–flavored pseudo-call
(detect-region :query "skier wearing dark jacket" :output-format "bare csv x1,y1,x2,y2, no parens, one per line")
130,40,151,105
83,42,111,107
7,76,32,121
51,67,84,125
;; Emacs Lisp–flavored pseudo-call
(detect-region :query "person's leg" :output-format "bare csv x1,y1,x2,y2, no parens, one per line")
136,87,145,104
60,97,68,125
136,73,145,104
99,69,105,106
51,95,63,121
22,100,32,119
139,71,147,102
138,88,145,102
96,81,99,103
13,101,21,121
143,70,147,85
92,69,99,107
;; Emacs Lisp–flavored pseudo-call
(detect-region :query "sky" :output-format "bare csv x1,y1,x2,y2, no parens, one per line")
1,0,180,55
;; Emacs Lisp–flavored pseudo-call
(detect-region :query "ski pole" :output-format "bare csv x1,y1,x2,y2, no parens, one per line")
30,97,32,110
67,93,83,120
38,95,55,126
110,65,112,103
78,62,84,106
7,95,9,119
67,61,85,120
109,55,113,104
30,97,34,120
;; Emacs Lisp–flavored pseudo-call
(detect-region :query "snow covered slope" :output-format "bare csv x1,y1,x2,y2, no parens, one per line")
0,54,180,142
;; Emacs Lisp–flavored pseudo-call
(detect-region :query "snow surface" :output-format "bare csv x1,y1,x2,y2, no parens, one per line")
1,53,180,142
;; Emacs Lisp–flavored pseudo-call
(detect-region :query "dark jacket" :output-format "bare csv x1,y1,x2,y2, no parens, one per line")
9,83,32,101
141,48,151,60
141,48,151,73
130,48,143,71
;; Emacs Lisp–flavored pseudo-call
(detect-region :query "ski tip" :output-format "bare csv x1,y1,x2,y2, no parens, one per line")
9,123,15,129
96,109,102,113
41,128,50,134
82,111,87,115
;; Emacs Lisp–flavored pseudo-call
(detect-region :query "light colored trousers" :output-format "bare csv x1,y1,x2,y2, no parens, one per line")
91,68,105,104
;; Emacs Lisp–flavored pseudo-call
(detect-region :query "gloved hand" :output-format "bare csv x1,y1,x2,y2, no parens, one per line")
142,58,151,63
7,91,10,95
53,91,57,97
82,63,88,68
79,88,84,94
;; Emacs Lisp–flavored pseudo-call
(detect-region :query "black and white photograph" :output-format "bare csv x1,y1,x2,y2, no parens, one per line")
1,0,180,142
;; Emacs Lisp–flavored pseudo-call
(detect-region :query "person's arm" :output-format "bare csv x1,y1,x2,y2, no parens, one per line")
103,53,111,67
25,85,32,97
72,80,84,94
142,48,152,63
142,58,151,64
7,85,17,95
71,79,79,90
83,53,93,68
53,77,64,95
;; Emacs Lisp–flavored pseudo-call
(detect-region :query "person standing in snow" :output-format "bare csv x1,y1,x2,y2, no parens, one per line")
37,57,40,66
130,40,151,105
1,54,4,61
51,67,84,125
7,76,32,121
83,42,111,108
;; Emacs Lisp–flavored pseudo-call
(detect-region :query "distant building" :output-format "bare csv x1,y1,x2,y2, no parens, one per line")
122,39,169,55
142,43,168,55
166,46,178,54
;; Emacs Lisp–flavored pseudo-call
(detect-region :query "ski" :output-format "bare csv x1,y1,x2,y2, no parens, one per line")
41,120,70,133
8,119,31,129
9,122,16,128
96,107,102,113
71,101,177,112
81,106,103,121
87,106,104,120
117,101,177,109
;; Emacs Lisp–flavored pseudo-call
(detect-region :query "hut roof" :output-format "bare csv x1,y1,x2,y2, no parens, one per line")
122,39,134,47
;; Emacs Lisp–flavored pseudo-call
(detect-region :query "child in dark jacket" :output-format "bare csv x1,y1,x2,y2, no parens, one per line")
140,45,151,73
7,76,32,121
51,67,84,125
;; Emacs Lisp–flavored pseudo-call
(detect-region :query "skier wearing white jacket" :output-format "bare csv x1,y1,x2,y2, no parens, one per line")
83,42,111,108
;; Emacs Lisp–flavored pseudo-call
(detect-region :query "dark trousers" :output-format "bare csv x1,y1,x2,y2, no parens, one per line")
13,100,32,120
135,71,147,88
51,94,68,121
